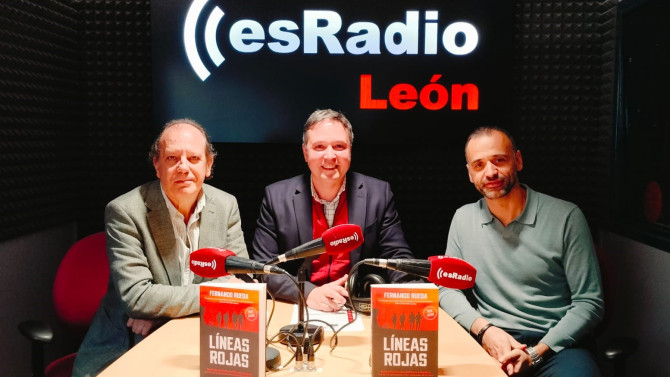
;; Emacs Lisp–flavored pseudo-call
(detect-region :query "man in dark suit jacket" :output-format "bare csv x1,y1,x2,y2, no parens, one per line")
73,119,248,376
252,109,416,312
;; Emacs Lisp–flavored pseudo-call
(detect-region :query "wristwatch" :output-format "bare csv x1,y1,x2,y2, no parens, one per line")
526,346,543,367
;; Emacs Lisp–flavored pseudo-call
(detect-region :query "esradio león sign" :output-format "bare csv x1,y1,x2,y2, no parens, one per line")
151,0,513,143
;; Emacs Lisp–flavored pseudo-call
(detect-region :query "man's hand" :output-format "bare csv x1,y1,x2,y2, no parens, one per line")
471,318,528,374
499,342,549,376
126,317,167,336
499,347,532,376
305,274,349,311
481,326,526,360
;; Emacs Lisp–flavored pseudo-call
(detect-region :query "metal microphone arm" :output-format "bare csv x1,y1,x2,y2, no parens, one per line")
297,265,306,325
278,261,322,347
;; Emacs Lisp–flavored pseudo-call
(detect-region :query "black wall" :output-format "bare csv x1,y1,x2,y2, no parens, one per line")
1,0,616,258
0,1,82,239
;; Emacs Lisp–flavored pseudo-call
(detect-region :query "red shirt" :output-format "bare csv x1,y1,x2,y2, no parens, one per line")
310,193,351,285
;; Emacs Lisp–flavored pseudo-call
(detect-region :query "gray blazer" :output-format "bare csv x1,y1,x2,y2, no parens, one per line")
73,181,248,377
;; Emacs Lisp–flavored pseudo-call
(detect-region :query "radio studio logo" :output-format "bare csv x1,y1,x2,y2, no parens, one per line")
328,231,359,248
436,267,473,282
191,258,217,271
183,0,480,81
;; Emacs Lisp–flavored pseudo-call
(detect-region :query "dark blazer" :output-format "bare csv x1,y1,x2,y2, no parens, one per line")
73,181,248,377
251,172,415,302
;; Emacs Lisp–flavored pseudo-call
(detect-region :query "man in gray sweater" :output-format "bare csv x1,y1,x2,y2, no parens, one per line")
439,126,604,377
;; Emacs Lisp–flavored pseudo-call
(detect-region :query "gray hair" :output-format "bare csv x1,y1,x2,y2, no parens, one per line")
302,109,354,146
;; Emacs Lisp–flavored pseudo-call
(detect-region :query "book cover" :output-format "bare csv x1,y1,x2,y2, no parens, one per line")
371,283,439,377
199,282,267,377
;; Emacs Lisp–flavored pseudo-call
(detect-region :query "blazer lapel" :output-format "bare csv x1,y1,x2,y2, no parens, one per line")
293,176,313,244
198,189,218,249
347,174,366,265
146,182,182,286
195,189,219,284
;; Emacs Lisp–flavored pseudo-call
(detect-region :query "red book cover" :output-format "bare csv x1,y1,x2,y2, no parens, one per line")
371,283,439,377
199,282,267,377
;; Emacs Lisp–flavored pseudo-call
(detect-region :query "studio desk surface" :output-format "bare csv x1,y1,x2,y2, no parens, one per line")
98,300,505,377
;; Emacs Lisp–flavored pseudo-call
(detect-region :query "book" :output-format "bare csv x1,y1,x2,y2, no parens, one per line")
370,283,439,377
199,282,267,377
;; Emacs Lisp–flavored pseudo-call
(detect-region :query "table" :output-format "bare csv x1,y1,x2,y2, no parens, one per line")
98,300,505,376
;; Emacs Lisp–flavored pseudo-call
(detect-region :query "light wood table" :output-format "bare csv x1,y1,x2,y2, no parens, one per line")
98,300,504,376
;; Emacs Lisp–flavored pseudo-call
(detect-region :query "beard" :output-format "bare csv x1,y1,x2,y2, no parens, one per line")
477,171,518,200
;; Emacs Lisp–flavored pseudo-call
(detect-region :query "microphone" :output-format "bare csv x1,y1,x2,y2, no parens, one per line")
360,255,476,289
190,248,287,278
266,223,364,265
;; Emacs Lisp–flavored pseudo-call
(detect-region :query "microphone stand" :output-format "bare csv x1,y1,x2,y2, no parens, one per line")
279,264,323,346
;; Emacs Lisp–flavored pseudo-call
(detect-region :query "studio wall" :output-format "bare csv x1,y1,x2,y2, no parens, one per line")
1,0,616,256
0,1,82,240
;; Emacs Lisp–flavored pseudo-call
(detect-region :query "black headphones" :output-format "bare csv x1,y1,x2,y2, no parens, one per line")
347,270,386,315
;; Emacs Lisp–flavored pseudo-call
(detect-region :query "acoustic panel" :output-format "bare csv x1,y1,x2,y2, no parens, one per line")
0,1,81,241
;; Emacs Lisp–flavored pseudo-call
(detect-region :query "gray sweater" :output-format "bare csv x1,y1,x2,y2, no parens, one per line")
438,185,604,352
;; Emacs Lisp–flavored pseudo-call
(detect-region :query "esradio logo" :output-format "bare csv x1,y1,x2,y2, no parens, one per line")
191,258,216,271
435,267,473,282
328,230,359,248
183,0,479,81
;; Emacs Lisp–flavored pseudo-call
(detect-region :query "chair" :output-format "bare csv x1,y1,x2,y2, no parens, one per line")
594,245,639,377
18,232,108,377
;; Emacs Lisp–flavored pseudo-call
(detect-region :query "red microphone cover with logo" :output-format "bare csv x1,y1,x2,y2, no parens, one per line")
322,223,364,254
189,247,235,278
427,255,476,289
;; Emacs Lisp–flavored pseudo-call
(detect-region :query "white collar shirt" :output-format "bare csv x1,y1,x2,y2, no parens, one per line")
160,186,206,286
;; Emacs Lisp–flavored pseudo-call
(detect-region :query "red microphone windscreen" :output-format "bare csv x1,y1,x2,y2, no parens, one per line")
322,224,364,254
427,255,476,289
190,248,235,278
